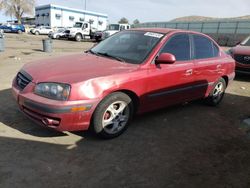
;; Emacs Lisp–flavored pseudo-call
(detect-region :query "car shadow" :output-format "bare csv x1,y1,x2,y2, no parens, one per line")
1,88,250,187
0,88,67,137
32,49,43,52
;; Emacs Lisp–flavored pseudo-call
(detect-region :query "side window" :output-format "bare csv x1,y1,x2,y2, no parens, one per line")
193,35,219,59
83,23,88,29
212,43,219,57
120,25,126,31
161,34,191,61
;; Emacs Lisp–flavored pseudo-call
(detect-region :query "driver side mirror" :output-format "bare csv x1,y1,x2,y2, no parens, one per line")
155,53,176,64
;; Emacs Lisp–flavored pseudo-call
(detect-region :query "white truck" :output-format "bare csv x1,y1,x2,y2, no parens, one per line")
65,22,97,42
95,23,131,41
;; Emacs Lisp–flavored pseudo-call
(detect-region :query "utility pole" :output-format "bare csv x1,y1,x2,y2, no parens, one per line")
84,0,87,10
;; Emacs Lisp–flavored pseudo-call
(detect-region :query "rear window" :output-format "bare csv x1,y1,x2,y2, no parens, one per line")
193,35,219,59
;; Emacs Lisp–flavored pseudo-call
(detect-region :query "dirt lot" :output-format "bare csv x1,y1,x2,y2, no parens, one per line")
0,33,250,188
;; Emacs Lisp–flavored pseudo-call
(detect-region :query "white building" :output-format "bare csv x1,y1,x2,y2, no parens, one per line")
35,4,108,30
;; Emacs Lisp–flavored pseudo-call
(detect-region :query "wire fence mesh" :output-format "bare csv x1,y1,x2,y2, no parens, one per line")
133,20,250,46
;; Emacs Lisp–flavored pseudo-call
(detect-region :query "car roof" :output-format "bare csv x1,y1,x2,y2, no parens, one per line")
130,27,203,35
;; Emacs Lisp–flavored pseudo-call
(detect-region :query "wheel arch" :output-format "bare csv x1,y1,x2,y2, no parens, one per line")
116,89,140,112
222,75,229,86
97,89,140,114
75,32,83,37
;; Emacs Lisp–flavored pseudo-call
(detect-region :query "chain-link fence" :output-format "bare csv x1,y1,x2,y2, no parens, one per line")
133,20,250,46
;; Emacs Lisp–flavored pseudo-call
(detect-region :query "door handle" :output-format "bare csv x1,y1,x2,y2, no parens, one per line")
185,69,193,76
216,65,222,69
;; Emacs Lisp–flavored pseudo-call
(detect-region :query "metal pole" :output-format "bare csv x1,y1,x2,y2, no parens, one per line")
84,0,87,10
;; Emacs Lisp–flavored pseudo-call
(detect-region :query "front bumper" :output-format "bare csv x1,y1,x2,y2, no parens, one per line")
12,82,99,132
65,34,75,39
236,62,250,75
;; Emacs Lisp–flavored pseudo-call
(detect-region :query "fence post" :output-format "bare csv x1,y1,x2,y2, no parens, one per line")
234,21,239,35
201,22,204,33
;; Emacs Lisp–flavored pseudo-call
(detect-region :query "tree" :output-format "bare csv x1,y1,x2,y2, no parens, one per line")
0,0,35,24
133,19,140,25
118,17,129,24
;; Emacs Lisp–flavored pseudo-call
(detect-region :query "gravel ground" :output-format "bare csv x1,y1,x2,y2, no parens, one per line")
0,33,250,188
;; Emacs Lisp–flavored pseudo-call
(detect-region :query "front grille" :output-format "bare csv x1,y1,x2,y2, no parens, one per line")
16,71,32,90
234,54,250,65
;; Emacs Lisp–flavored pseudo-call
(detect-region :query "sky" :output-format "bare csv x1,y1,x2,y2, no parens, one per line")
0,0,250,23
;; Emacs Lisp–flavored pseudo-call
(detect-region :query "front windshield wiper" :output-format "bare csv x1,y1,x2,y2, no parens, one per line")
97,52,126,62
97,52,125,62
86,50,125,63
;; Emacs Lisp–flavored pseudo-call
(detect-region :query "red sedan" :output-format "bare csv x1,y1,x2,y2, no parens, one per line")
12,28,235,138
229,36,250,74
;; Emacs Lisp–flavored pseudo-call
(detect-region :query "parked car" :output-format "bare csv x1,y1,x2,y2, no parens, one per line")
93,31,104,42
48,28,67,39
228,36,250,74
95,24,131,42
30,26,53,35
0,24,25,34
12,28,235,139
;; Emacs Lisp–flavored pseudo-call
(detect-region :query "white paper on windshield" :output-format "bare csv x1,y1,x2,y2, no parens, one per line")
144,32,163,38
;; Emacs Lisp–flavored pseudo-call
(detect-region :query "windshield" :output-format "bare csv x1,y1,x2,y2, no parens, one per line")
108,24,120,31
90,31,164,64
58,29,65,32
74,22,83,28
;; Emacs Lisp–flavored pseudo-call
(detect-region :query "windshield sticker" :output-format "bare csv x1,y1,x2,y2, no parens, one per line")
144,32,163,38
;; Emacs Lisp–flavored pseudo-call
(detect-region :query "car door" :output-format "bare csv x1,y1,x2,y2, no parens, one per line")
191,34,222,99
39,27,45,34
145,33,195,111
82,23,89,35
45,27,51,34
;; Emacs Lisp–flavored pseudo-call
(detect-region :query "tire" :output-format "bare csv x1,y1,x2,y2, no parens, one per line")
17,30,22,34
35,31,39,35
205,78,226,106
75,34,82,42
92,92,134,139
56,35,60,39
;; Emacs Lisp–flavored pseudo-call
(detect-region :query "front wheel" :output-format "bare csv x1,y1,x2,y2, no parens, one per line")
75,34,82,42
205,78,226,106
92,92,134,139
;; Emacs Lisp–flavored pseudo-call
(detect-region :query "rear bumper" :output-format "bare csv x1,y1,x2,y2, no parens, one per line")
12,84,99,132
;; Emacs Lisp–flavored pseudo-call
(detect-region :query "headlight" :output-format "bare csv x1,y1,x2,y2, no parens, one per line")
34,83,70,101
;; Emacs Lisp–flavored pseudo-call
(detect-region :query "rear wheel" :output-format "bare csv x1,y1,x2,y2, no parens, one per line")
17,30,22,34
206,78,226,106
92,92,134,139
35,31,39,35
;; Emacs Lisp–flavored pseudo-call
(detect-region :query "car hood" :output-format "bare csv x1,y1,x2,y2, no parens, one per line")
69,28,82,32
22,53,139,84
232,45,250,55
